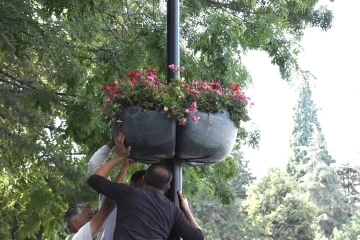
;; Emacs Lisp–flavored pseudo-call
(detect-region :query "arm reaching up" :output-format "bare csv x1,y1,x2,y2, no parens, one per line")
88,140,114,177
94,133,131,179
178,191,202,230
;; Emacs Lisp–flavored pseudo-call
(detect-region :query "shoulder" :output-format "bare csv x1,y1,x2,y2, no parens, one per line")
71,222,92,240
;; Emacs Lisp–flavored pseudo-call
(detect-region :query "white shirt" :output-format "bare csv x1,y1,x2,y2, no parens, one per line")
72,222,92,240
88,145,117,240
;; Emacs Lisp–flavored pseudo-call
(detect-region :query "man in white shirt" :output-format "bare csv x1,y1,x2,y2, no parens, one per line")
64,200,114,240
88,140,117,240
64,137,134,240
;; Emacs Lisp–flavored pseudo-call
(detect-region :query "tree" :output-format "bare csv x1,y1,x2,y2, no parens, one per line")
246,168,316,240
1,0,335,238
287,81,334,179
332,210,360,240
300,130,353,238
191,151,257,239
337,163,360,204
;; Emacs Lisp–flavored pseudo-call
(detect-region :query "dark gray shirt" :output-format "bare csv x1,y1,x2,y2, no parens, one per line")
88,175,204,240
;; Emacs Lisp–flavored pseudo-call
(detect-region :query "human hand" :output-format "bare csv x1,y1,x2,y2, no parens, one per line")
115,132,131,158
122,158,136,170
178,191,190,211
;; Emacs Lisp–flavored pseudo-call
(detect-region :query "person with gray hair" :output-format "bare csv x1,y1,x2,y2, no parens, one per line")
64,136,134,240
64,199,115,240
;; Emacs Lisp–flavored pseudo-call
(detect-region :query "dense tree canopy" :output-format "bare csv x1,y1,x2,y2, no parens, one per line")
1,0,334,238
246,168,316,240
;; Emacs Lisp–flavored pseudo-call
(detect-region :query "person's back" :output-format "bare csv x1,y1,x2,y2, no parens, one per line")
88,155,204,240
111,185,196,239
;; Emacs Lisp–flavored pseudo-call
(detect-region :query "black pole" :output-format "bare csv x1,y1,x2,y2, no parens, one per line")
167,0,180,82
167,0,182,234
166,1,181,238
167,0,181,205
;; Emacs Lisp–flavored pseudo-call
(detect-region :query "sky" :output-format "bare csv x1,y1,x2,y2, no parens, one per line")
242,0,360,179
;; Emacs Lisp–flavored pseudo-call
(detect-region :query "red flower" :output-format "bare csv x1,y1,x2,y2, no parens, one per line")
131,78,137,85
210,82,221,90
102,85,112,92
229,84,240,91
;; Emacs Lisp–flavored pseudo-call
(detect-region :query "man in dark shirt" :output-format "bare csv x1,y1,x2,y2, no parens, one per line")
87,133,204,240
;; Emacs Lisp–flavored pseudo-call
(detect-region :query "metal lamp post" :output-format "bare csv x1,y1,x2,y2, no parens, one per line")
166,0,182,239
166,0,182,206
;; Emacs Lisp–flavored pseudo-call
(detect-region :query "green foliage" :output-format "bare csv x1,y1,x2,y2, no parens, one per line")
191,151,259,239
287,81,334,179
102,69,251,131
0,0,334,238
246,168,316,239
184,153,242,205
336,163,360,204
332,210,360,240
300,138,354,238
287,81,353,237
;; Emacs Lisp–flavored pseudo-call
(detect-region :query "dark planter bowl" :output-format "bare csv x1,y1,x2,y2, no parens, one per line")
111,106,176,164
176,110,237,165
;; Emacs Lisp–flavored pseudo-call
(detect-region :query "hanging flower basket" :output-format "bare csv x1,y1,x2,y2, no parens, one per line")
176,110,237,165
111,106,176,163
102,66,252,165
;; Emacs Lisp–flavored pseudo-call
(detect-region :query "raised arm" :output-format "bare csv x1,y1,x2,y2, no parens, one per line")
88,197,116,238
173,191,204,240
115,158,135,183
88,141,115,177
178,191,202,230
94,133,131,179
88,133,133,200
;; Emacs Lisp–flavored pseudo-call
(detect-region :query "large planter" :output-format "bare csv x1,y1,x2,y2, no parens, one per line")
111,106,176,163
176,110,237,165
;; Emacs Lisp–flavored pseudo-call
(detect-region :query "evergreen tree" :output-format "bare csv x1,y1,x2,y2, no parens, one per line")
300,130,353,238
332,209,360,240
287,81,334,179
337,163,360,204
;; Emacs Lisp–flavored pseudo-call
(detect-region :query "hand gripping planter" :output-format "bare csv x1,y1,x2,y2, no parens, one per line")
111,106,176,163
176,110,237,165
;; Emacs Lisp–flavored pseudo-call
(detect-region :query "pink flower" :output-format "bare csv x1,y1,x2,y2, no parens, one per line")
233,91,249,105
189,89,200,98
213,89,223,95
193,115,200,124
168,64,175,70
180,66,185,72
106,98,111,102
179,118,187,125
190,101,197,113
184,109,189,113
148,74,155,82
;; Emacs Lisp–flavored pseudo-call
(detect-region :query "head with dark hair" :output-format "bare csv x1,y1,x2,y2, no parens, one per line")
130,170,146,187
144,162,173,192
64,202,94,234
